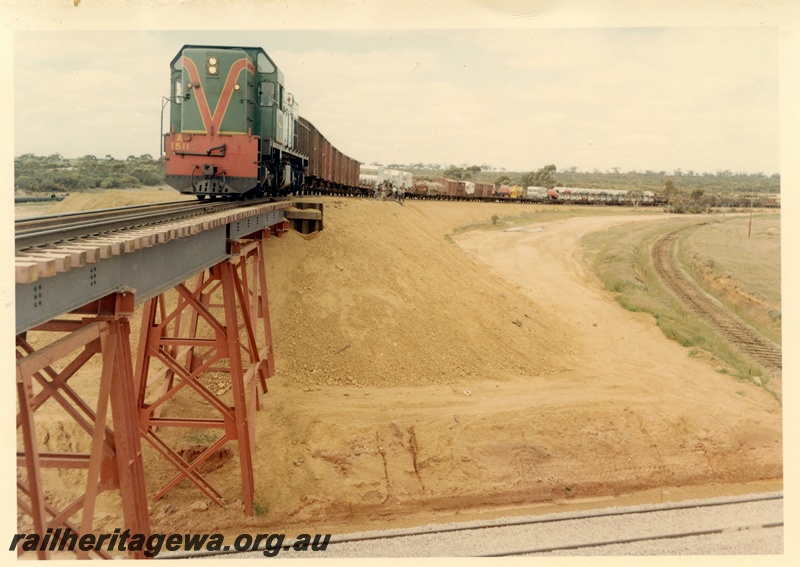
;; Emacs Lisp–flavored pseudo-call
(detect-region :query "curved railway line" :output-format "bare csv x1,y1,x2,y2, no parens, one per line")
163,493,782,558
651,225,782,370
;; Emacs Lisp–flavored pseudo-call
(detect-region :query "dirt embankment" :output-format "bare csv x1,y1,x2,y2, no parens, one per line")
265,199,568,388
187,199,779,535
22,192,781,539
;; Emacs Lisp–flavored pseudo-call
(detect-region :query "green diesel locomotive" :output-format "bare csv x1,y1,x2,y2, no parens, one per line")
163,45,361,199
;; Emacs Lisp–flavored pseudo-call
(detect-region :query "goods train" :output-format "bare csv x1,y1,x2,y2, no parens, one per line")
408,179,668,206
163,44,365,199
160,44,672,208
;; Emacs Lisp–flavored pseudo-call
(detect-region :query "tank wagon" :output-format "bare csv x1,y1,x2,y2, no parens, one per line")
163,45,363,199
359,164,385,189
383,169,413,190
358,164,413,195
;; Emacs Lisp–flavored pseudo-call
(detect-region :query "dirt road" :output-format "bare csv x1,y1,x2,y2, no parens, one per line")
456,214,725,387
456,212,782,423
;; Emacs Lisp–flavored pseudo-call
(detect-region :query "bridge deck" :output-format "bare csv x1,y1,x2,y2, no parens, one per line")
14,201,320,335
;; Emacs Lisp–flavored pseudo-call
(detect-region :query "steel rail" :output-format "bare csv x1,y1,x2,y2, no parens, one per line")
14,198,278,251
15,199,192,225
163,493,782,559
651,225,782,370
483,521,784,556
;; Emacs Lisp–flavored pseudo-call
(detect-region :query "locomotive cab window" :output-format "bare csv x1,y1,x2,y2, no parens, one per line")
174,79,184,104
256,52,275,74
259,81,275,106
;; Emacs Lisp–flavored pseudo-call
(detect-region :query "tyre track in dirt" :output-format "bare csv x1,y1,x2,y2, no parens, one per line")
651,226,782,370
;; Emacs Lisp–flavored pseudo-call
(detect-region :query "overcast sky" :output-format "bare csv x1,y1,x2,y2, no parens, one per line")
8,3,795,175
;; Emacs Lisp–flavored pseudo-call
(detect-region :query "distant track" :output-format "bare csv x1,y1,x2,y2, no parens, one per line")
652,225,782,370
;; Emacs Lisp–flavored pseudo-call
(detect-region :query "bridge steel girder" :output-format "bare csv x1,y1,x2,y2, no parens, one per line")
16,206,287,335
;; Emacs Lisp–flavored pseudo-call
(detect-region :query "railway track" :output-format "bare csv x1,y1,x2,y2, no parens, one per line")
14,198,281,251
163,493,782,558
651,225,782,370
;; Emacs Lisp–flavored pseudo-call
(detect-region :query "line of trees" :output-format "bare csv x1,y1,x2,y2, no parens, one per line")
14,153,166,193
16,155,780,208
411,163,779,197
555,168,779,195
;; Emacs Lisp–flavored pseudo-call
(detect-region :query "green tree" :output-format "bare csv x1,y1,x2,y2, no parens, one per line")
15,175,40,191
494,174,511,186
663,178,677,211
628,189,643,209
700,193,718,213
521,164,557,189
444,166,464,180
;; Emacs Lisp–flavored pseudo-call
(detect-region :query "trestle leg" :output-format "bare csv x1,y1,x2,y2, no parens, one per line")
15,292,150,559
134,233,275,516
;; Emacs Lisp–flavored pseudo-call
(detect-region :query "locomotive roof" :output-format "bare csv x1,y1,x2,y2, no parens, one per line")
170,45,281,76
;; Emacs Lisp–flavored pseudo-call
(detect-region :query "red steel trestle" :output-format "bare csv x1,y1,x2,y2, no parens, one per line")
134,230,276,516
15,292,151,559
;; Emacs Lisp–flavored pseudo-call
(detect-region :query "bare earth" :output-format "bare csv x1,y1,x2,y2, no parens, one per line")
19,191,782,539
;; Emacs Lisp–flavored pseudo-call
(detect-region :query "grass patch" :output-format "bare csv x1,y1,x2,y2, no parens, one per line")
582,219,766,382
677,214,781,344
451,205,662,236
183,429,218,446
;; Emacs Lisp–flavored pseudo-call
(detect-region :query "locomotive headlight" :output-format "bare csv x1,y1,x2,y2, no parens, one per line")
234,84,241,91
208,65,218,75
209,57,217,65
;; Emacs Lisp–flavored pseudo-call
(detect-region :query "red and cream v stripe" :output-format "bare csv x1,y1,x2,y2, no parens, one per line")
182,56,256,134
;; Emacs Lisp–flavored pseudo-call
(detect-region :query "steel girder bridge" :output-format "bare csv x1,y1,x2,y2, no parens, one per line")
14,199,323,559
